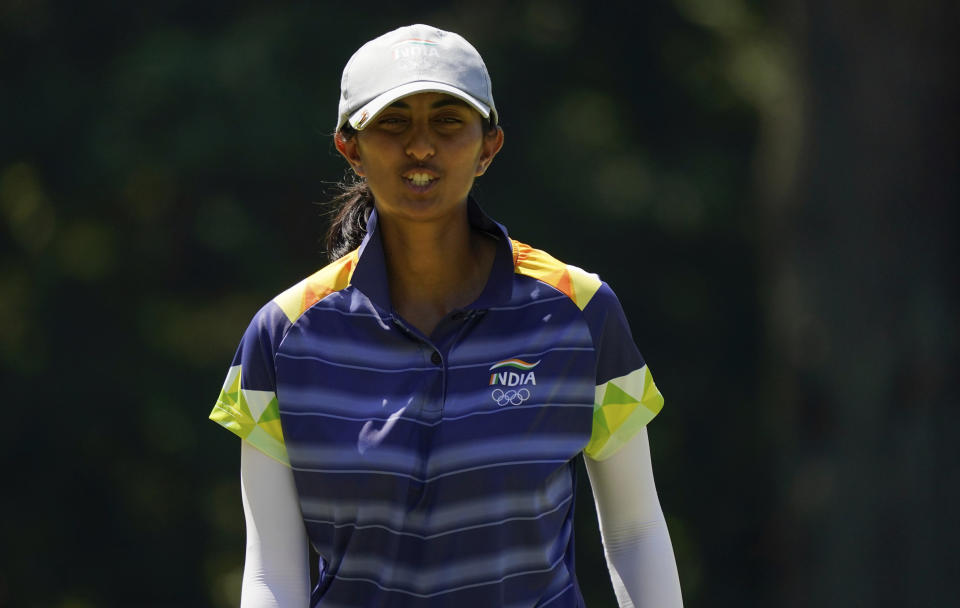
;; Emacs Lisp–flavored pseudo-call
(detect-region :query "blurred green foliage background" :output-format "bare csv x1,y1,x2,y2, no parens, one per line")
1,1,956,606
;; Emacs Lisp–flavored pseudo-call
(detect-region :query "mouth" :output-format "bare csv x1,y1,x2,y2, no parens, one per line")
402,170,438,188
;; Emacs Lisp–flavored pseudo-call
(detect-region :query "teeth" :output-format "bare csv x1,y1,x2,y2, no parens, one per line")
407,173,434,186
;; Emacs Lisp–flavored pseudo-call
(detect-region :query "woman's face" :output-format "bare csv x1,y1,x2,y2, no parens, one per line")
336,92,503,224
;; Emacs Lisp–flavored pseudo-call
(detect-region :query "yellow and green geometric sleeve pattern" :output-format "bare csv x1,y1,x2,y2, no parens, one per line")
584,364,664,461
209,364,289,466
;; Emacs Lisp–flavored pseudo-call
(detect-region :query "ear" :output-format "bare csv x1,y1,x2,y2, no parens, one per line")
475,126,504,176
335,131,365,177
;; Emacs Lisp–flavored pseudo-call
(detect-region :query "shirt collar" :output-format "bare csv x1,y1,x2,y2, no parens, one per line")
349,196,515,316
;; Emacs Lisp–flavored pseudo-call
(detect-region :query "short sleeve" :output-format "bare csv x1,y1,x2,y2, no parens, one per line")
209,301,292,466
581,282,664,461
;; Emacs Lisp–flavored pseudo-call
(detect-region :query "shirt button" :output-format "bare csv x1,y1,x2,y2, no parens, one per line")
431,351,442,365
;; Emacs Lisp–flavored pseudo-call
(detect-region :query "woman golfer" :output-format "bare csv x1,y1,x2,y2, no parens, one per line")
210,24,683,607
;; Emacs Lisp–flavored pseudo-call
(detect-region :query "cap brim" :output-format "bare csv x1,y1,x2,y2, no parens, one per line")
346,81,491,131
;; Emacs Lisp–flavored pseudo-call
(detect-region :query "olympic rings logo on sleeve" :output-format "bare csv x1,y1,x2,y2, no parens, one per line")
491,388,531,406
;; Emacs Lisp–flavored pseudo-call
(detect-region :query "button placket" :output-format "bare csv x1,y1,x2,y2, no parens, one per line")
391,317,445,416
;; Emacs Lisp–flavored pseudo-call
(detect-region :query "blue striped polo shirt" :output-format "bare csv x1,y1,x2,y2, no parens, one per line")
210,198,664,607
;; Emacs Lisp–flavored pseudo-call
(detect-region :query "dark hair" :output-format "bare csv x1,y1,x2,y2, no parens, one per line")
324,117,498,261
324,176,374,261
324,126,374,260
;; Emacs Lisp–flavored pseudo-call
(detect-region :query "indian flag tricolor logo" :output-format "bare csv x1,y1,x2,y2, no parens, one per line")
392,39,441,61
490,359,540,371
392,38,440,47
489,359,540,386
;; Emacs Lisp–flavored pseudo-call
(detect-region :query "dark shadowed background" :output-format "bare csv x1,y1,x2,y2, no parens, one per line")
1,1,956,606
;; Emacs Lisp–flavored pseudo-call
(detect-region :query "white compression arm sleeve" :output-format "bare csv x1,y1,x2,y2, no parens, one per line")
239,441,310,607
584,427,684,608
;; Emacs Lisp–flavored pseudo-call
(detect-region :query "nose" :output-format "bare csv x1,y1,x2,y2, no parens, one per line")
404,122,435,161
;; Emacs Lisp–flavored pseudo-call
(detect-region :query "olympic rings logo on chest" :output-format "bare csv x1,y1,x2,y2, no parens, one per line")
491,388,530,407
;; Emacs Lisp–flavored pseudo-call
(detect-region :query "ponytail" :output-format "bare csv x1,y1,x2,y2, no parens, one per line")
325,174,374,261
325,126,374,260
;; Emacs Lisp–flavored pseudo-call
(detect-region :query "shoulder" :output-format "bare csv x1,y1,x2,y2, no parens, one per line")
510,239,636,354
511,239,603,311
239,250,360,350
270,250,360,324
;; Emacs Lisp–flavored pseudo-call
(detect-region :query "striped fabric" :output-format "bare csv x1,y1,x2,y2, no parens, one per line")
210,199,663,606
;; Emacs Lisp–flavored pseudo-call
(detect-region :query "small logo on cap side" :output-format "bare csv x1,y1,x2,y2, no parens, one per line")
356,110,369,128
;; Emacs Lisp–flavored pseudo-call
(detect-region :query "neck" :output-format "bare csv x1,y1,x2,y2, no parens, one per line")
377,203,496,334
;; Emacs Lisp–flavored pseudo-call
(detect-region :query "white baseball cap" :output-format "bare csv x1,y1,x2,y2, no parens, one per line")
336,24,498,132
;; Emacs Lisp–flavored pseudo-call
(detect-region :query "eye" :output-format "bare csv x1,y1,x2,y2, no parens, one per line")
434,114,465,126
376,115,408,127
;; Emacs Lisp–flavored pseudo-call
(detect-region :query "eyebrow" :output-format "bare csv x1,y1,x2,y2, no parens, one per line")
387,97,472,109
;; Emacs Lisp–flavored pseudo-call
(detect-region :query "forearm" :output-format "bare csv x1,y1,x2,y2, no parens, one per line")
240,441,310,608
601,516,683,608
585,428,683,608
